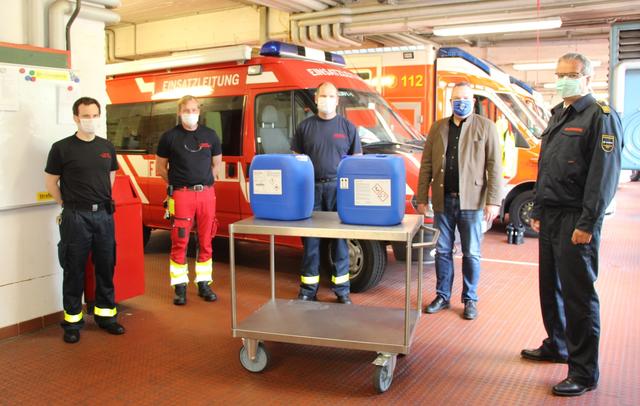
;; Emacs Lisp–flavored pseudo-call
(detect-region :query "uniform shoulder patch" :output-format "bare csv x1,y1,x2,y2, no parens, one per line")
597,100,610,114
601,134,615,152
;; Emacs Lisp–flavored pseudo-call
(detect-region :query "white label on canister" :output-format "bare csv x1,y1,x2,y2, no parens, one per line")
354,179,391,206
253,170,283,195
295,155,309,162
340,177,349,189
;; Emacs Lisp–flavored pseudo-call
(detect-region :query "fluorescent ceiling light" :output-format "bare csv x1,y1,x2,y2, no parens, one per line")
433,17,562,37
514,60,602,71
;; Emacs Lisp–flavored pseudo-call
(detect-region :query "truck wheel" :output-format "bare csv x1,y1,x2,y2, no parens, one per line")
142,226,151,248
509,190,538,238
325,239,387,293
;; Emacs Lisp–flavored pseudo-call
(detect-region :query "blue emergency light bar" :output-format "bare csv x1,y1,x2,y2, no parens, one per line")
509,76,534,94
259,41,346,65
437,47,491,76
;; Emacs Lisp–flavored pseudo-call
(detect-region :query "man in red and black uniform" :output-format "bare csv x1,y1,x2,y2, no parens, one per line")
156,95,222,305
45,97,125,344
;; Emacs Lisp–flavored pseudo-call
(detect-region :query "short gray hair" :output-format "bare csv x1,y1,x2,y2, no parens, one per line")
558,53,593,76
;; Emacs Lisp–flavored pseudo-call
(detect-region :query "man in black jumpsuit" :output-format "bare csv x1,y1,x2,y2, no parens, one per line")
45,97,125,343
520,53,622,396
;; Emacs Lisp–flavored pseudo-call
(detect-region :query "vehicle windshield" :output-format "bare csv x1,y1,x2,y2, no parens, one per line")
307,89,425,145
496,92,546,138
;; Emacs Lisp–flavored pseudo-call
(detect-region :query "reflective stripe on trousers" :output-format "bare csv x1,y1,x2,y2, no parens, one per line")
94,307,117,317
170,259,189,285
301,275,320,285
64,311,83,323
195,258,213,283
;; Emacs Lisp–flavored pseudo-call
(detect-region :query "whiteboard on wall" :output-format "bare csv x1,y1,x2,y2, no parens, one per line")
0,63,81,210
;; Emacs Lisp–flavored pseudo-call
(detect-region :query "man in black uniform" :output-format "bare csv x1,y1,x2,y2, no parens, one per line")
45,97,125,344
520,53,622,396
291,82,362,304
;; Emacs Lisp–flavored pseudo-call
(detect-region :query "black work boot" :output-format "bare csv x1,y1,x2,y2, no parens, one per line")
173,283,187,305
197,281,217,302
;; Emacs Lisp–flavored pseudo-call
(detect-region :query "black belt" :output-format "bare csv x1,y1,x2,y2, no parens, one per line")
316,177,336,183
63,201,109,212
445,192,459,197
175,184,211,192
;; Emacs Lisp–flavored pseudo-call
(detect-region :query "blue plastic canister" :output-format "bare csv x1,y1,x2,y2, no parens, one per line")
249,154,314,220
337,155,406,226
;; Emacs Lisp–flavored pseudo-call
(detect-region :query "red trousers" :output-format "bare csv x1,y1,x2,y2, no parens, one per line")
169,187,217,285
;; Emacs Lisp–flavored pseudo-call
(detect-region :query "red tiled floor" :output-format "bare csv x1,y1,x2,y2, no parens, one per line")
0,181,638,405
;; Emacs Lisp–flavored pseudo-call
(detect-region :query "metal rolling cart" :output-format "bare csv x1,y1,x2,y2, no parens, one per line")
229,211,438,393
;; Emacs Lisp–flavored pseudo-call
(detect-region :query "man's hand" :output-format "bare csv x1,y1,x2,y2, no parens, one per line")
571,229,592,245
416,203,427,215
530,218,540,233
483,204,500,223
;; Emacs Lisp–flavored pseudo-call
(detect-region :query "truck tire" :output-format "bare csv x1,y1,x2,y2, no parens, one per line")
509,190,538,238
142,226,151,248
324,239,387,293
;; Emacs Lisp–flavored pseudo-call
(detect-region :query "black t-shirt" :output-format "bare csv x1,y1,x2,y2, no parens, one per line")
156,125,222,188
291,115,361,179
45,134,118,204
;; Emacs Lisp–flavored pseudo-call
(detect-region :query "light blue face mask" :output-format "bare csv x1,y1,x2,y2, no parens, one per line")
452,99,473,117
555,77,584,98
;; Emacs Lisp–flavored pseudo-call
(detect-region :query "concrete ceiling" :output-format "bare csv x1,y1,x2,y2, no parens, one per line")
114,0,247,24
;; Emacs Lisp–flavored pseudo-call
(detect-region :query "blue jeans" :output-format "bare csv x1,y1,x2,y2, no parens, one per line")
434,195,483,302
300,181,350,297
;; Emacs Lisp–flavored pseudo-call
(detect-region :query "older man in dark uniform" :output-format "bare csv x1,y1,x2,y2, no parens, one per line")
521,53,622,396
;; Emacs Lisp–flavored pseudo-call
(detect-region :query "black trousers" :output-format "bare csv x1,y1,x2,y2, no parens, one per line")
58,209,116,331
538,208,601,386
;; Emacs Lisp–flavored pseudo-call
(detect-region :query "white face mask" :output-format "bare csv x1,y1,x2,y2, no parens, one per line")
79,118,100,134
316,97,337,115
181,113,199,128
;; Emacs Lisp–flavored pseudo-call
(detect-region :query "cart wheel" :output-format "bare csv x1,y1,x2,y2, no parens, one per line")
373,364,394,393
239,343,270,373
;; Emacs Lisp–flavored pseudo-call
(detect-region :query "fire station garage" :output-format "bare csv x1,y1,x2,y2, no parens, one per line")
1,0,640,403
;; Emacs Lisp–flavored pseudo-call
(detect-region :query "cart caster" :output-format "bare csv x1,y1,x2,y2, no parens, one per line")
239,340,270,373
372,353,397,393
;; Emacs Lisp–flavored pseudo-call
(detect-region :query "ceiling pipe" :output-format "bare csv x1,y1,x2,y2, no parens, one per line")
65,0,81,51
49,0,120,50
83,0,120,7
331,23,361,47
308,24,335,48
320,24,343,47
298,25,324,49
27,0,48,47
28,0,121,47
296,0,331,11
341,1,634,37
250,0,312,13
296,0,624,30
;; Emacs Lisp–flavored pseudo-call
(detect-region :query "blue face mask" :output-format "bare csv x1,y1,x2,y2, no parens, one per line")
452,99,473,117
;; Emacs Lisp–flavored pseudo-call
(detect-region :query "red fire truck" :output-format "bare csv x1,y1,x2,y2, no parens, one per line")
105,41,427,292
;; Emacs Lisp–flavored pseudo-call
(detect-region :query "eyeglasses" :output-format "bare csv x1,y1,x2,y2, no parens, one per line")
555,72,583,79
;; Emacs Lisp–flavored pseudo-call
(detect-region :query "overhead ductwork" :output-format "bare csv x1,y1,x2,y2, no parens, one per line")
287,0,638,49
28,0,120,49
49,0,121,50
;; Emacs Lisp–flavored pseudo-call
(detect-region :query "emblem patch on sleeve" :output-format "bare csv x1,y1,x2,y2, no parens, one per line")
601,134,615,152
